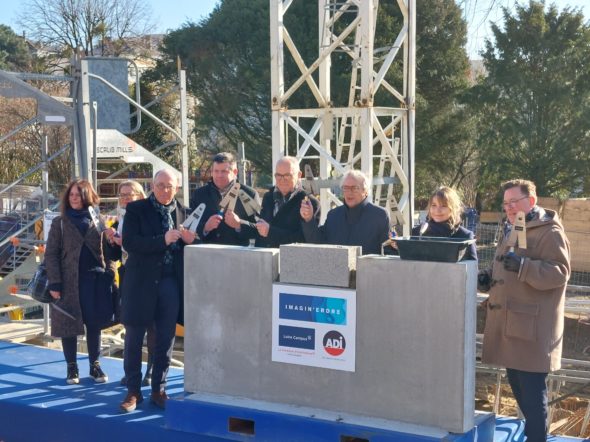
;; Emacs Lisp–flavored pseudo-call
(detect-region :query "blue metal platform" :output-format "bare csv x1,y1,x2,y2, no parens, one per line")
0,340,585,442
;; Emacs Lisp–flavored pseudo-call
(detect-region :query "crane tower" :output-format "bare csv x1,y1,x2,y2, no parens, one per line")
270,0,416,232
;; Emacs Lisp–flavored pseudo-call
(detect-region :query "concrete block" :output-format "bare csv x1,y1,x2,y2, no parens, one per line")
183,246,477,434
183,244,279,396
279,243,361,288
354,255,477,432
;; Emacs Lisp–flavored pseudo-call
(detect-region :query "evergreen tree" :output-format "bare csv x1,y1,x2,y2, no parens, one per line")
0,25,31,71
154,0,472,193
469,1,590,198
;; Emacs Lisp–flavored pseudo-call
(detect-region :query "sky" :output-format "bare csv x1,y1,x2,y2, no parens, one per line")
0,0,589,59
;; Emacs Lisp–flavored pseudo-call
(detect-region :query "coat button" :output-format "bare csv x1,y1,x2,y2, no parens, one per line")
155,280,159,284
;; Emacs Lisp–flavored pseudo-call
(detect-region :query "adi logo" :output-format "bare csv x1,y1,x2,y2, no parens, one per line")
323,330,346,356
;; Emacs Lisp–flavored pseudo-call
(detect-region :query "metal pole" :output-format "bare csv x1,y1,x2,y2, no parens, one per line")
92,102,98,187
406,0,416,234
41,133,50,334
238,142,247,184
179,69,189,206
318,0,332,223
270,0,285,172
41,136,49,211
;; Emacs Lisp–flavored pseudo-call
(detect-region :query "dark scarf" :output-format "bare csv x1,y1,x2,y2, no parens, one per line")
66,207,92,236
272,185,301,216
66,207,100,269
149,193,178,265
422,220,457,237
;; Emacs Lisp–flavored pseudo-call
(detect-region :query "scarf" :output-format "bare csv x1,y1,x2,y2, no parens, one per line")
66,207,92,236
216,179,236,199
272,185,301,216
149,193,178,265
422,220,457,237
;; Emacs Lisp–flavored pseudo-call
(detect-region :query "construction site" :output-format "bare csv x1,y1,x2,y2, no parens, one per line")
0,0,589,441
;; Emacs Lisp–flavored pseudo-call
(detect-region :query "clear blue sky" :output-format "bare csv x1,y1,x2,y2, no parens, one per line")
0,0,588,59
0,0,220,34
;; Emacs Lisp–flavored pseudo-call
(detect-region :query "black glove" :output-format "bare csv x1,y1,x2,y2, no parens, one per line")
502,252,522,273
477,270,491,292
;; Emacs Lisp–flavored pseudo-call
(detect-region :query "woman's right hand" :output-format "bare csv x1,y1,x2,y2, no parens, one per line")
50,290,61,300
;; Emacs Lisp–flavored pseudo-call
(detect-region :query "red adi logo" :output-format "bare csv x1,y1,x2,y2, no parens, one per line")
323,330,346,356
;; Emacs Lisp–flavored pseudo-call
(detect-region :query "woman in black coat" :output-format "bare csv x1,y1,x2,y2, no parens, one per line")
45,179,116,385
411,186,477,261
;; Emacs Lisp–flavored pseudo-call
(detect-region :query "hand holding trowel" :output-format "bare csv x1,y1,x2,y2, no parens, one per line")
503,210,527,273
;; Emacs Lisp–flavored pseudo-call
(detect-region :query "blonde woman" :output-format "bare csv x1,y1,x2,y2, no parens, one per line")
412,186,477,261
105,181,155,387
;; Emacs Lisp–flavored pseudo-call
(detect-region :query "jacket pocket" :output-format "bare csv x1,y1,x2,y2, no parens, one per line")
505,299,539,341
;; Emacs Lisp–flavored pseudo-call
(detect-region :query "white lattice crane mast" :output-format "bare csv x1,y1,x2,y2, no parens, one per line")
270,0,416,233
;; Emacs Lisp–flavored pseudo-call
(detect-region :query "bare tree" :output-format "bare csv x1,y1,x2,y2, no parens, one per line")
17,0,154,57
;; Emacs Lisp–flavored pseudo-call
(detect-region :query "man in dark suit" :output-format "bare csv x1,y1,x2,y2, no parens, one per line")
190,152,259,246
119,169,195,413
254,156,319,248
300,170,390,255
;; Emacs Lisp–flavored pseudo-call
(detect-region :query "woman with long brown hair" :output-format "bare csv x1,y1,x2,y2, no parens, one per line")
45,179,116,384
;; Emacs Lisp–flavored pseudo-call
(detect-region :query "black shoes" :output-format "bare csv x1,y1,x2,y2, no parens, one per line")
89,361,108,383
66,362,79,385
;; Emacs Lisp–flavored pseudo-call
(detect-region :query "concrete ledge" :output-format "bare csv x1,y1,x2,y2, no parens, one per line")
167,393,495,441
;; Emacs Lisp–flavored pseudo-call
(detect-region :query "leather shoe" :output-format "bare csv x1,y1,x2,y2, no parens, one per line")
120,391,143,413
150,390,169,409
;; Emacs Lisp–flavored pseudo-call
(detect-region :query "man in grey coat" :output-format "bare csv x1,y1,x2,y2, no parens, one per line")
479,179,570,442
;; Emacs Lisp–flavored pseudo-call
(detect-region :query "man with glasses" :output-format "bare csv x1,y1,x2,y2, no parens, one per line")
300,170,389,255
479,179,570,441
119,169,195,412
254,156,319,248
190,152,259,246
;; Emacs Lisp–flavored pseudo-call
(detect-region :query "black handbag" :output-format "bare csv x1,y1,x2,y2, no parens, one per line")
28,218,63,304
28,261,53,303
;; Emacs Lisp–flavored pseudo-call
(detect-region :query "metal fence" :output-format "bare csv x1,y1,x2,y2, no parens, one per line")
474,222,590,287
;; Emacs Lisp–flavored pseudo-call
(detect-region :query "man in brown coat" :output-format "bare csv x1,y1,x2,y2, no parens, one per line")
479,179,570,442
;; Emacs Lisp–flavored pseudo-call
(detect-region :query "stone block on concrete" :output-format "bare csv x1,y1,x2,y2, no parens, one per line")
279,243,361,288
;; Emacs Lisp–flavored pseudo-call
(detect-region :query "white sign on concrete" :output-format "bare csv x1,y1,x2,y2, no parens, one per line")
272,283,356,372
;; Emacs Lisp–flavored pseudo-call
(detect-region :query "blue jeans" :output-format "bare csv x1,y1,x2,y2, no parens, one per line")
506,368,548,442
123,276,180,394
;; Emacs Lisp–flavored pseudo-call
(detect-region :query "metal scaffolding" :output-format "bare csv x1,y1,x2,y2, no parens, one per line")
270,0,416,232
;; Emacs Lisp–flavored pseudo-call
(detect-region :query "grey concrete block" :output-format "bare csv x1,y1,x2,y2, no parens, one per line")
183,246,477,434
354,255,477,432
183,244,279,395
279,243,361,288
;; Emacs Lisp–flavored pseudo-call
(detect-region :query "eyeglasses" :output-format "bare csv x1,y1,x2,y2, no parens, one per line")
155,184,176,192
342,185,361,193
502,195,528,207
274,173,293,180
118,192,137,199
